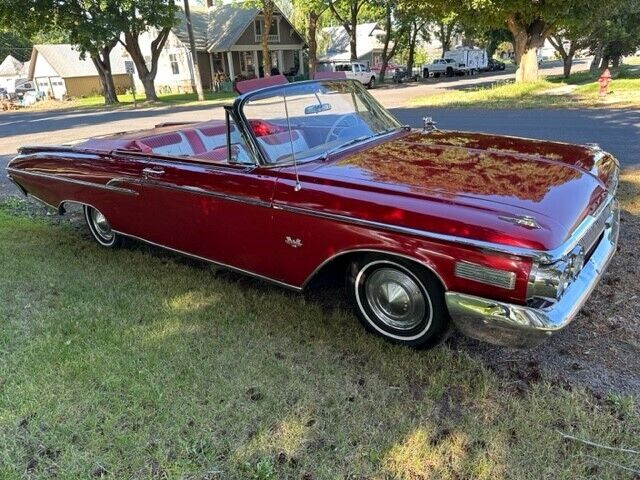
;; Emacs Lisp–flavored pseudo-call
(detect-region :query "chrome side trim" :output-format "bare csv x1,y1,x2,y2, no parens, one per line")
446,201,620,348
140,179,272,209
6,167,139,196
300,248,449,290
275,195,616,263
111,230,303,292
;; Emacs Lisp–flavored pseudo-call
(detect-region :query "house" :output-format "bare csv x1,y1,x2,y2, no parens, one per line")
0,54,27,93
320,23,389,67
28,44,130,99
171,1,307,84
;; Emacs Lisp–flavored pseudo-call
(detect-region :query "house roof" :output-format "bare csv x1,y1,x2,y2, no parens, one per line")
28,44,128,79
173,2,305,53
0,54,23,76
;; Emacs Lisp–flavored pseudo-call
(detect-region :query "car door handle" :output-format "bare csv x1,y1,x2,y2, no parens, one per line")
142,167,165,176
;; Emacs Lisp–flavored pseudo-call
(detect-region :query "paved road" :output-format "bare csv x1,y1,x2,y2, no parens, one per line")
1,58,637,198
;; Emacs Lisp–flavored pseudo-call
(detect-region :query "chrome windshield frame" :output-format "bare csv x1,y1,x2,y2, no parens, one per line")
233,79,401,168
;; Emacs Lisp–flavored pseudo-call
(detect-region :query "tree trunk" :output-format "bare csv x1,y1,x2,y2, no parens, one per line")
600,55,610,69
307,11,319,78
612,56,620,68
91,40,119,105
507,16,547,83
262,0,274,75
123,28,170,102
437,22,453,58
378,5,392,84
184,0,204,99
349,3,358,61
590,44,603,72
406,22,418,75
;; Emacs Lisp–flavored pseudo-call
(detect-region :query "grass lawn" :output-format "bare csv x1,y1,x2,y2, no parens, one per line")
409,63,640,109
1,189,639,479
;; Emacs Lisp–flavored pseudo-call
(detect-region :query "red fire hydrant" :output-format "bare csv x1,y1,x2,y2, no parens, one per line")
598,68,612,97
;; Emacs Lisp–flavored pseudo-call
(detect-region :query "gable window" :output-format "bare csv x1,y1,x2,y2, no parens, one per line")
169,54,180,75
254,17,280,42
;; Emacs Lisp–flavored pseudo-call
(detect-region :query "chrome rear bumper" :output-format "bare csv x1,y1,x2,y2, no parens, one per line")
446,201,620,348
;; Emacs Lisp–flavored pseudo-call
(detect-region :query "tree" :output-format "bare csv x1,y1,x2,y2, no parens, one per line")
548,0,602,77
260,0,275,75
115,0,178,101
452,0,607,82
587,0,640,70
0,0,122,104
291,0,327,78
183,0,204,99
326,0,368,61
376,3,405,83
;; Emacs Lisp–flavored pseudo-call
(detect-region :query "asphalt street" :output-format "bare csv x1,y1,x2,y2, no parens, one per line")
1,60,638,198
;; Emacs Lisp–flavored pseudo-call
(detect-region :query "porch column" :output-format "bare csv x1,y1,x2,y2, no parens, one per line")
226,51,235,79
277,50,284,73
253,50,259,76
209,53,215,77
298,49,305,76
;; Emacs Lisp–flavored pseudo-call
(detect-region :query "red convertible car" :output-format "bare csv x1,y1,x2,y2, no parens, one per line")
7,77,620,349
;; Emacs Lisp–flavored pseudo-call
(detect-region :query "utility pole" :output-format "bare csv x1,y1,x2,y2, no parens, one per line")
184,0,205,101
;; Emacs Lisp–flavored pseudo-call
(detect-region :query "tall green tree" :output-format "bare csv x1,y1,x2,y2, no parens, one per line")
455,0,590,82
291,0,327,77
115,0,179,101
326,0,368,61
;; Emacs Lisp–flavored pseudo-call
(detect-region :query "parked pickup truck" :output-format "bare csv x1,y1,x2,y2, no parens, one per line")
422,58,460,78
316,61,377,88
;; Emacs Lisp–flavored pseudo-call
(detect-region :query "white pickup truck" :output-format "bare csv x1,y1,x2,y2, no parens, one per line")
421,58,460,78
316,61,377,88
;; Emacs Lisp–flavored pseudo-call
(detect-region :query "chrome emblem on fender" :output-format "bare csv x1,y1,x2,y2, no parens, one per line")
285,236,303,248
498,214,541,229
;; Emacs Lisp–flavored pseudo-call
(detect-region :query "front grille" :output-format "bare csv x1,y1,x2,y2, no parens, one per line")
579,200,611,253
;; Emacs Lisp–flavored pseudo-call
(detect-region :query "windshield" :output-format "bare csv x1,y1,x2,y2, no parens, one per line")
240,80,401,164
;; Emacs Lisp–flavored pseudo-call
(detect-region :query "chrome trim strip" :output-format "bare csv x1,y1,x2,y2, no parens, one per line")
140,179,272,209
445,201,620,348
6,167,139,196
111,230,302,292
275,195,616,263
300,248,449,290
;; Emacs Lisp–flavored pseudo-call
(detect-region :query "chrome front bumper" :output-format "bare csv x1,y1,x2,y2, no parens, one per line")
446,201,620,348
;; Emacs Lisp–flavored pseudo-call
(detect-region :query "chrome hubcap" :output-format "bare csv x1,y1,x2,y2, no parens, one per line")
90,209,113,241
365,268,426,330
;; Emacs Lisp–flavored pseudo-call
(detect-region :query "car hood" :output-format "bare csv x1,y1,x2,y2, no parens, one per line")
293,130,613,251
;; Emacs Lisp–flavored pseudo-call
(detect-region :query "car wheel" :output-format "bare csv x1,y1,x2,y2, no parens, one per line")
423,68,429,78
347,255,450,349
83,205,123,248
368,76,376,89
446,67,454,77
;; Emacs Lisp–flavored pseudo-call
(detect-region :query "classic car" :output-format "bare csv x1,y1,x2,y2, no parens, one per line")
6,75,620,349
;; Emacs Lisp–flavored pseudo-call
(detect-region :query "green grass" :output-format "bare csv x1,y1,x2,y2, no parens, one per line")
410,64,640,109
0,198,639,478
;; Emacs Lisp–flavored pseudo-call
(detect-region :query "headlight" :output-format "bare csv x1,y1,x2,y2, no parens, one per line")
527,260,571,301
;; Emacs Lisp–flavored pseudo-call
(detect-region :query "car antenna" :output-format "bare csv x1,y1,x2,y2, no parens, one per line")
282,89,302,192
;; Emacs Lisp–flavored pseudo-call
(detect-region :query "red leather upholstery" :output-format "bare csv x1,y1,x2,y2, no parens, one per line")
193,146,228,162
182,129,206,154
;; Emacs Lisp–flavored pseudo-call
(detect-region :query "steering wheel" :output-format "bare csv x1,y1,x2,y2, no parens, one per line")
325,114,363,144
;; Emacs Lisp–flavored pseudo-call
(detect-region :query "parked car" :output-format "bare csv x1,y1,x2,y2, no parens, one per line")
0,87,8,100
483,58,506,72
316,61,376,88
14,79,35,99
422,58,460,78
7,76,620,349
